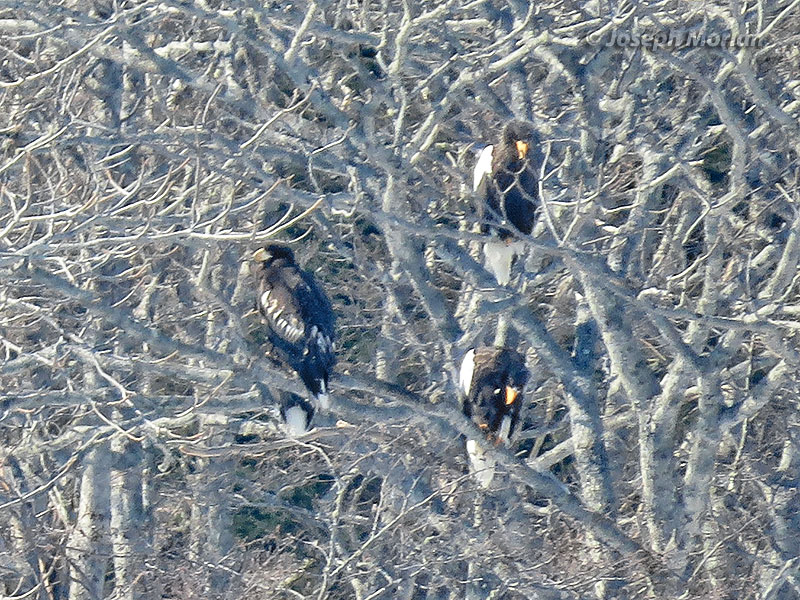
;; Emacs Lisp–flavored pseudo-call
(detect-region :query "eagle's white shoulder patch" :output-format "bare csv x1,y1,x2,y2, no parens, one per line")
459,348,475,395
473,145,494,192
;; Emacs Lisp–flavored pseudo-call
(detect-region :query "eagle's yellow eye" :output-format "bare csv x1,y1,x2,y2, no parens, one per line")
515,140,529,160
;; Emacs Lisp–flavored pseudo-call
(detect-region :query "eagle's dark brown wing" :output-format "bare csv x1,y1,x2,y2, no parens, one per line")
256,258,335,403
258,266,312,344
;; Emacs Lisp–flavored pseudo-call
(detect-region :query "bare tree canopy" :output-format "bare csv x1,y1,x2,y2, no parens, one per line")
1,1,800,599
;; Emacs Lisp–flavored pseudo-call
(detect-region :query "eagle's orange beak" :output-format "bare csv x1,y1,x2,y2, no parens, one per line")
515,140,529,160
505,386,518,406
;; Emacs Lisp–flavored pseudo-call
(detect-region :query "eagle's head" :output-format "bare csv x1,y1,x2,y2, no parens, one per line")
502,121,535,161
253,244,295,265
475,375,525,422
463,347,529,440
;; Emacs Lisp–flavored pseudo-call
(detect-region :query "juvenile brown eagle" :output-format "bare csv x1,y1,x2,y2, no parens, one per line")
253,245,336,431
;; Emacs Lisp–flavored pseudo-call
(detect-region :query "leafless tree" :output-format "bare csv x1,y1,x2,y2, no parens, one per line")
1,0,800,599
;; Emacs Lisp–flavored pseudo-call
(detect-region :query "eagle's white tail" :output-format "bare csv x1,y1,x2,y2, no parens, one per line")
315,380,330,410
466,439,496,488
284,405,310,437
483,240,523,286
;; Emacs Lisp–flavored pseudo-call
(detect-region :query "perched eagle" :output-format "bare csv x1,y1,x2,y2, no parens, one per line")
459,346,529,487
472,121,540,286
253,245,336,431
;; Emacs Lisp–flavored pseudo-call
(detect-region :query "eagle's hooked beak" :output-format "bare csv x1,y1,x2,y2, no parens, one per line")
515,140,529,160
253,248,270,262
505,386,518,406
